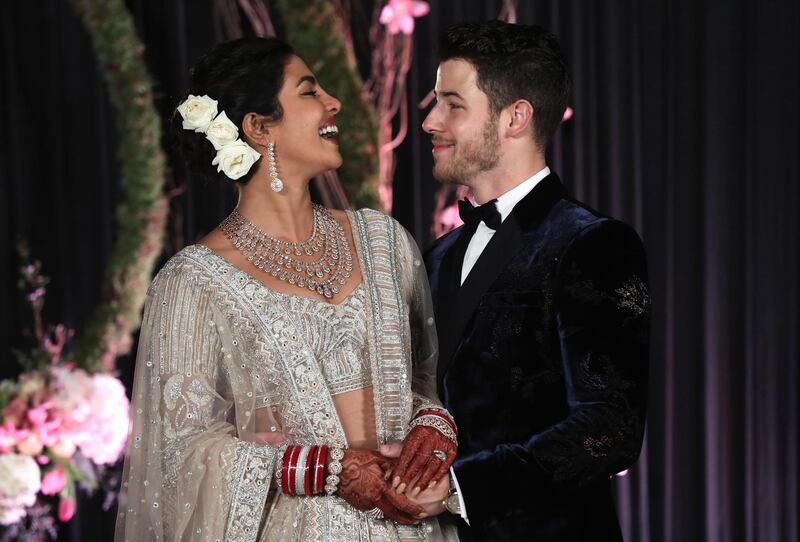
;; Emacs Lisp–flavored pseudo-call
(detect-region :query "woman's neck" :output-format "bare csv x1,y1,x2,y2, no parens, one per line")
235,172,315,241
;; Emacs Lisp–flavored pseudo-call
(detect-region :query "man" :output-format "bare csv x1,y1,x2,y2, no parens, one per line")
414,20,650,541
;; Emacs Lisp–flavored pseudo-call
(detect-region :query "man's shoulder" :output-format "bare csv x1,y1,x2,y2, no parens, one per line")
424,226,462,264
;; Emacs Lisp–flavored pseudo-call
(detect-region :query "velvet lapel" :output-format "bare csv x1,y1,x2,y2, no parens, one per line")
434,226,464,324
436,174,567,386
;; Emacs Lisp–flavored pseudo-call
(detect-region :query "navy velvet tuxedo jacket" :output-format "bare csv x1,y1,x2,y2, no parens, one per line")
425,174,650,541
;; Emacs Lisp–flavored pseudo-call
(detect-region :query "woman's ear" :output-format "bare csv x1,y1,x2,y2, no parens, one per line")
241,112,271,148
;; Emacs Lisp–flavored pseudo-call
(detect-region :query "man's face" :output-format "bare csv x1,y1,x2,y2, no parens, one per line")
422,59,500,185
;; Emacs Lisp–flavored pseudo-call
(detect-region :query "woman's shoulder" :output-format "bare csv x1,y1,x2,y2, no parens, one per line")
147,244,220,297
345,207,411,237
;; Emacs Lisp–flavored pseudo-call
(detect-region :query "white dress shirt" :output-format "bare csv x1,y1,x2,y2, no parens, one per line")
460,166,551,284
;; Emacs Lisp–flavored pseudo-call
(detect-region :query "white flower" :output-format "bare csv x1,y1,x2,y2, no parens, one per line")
212,139,262,180
0,453,41,525
177,94,218,132
52,370,131,465
205,111,240,150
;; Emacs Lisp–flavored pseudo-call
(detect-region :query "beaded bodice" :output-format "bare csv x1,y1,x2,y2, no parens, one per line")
272,284,371,395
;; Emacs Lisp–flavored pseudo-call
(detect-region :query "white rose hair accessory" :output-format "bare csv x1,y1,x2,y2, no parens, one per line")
176,94,261,180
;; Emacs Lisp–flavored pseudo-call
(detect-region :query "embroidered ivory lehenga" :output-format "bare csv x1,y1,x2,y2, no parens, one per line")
115,209,459,542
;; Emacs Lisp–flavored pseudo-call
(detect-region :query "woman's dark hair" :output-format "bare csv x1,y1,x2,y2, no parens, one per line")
171,37,295,185
440,20,570,150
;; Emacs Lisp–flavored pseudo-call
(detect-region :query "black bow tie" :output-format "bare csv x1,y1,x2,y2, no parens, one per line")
458,198,501,230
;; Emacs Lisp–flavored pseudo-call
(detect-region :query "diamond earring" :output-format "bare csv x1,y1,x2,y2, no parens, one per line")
268,142,283,192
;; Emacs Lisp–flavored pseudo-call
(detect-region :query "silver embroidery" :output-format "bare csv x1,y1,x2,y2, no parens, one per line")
615,276,650,316
132,209,455,541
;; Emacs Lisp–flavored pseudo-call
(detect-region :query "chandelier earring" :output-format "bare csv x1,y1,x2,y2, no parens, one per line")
267,142,283,192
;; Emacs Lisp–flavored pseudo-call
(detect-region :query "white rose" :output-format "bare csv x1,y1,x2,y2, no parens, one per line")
205,111,240,150
0,453,40,525
211,139,262,180
177,94,218,132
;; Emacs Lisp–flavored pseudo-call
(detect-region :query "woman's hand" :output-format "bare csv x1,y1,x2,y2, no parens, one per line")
384,426,456,494
337,448,425,524
245,430,286,446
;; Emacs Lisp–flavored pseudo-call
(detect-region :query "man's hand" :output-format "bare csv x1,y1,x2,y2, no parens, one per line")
383,426,457,496
337,448,425,524
380,443,448,517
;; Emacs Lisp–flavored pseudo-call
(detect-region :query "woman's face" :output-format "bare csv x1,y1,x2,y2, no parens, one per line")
268,55,342,180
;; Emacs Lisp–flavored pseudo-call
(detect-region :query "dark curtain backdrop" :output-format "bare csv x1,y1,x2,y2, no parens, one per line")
2,1,798,541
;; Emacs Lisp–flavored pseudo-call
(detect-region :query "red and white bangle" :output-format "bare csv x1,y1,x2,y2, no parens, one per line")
410,409,458,445
277,445,331,496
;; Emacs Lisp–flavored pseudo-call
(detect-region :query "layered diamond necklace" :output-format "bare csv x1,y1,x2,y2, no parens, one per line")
220,204,353,299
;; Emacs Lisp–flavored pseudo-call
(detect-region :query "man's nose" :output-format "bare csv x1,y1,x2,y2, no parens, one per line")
422,109,440,134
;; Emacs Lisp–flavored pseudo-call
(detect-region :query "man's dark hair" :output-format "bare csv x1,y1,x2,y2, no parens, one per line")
440,20,570,150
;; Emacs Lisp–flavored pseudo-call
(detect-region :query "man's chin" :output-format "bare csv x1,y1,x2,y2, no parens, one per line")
432,166,460,185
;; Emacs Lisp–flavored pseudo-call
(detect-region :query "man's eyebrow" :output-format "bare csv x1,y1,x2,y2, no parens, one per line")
296,75,317,87
434,90,465,100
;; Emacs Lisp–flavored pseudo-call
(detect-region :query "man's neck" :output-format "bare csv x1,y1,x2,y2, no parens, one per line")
472,154,547,204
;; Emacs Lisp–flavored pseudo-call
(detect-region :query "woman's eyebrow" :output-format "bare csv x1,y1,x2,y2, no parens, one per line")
296,75,317,87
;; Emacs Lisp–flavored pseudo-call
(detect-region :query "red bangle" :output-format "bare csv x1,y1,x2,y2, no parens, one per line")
281,446,295,495
303,446,316,496
415,409,457,435
314,445,328,494
286,445,301,496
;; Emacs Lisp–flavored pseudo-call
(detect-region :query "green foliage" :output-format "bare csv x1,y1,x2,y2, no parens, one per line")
0,379,18,414
275,0,380,209
68,0,168,371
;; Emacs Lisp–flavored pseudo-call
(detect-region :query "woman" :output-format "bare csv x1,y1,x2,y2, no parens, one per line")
114,38,459,542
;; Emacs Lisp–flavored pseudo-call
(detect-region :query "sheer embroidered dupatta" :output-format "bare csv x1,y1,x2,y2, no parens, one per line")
114,259,284,542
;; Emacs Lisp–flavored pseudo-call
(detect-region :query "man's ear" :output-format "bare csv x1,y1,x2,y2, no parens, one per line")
241,112,271,148
504,99,534,138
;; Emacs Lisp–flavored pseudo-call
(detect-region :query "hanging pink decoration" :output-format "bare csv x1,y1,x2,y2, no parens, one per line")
368,0,431,212
562,106,574,121
379,0,430,35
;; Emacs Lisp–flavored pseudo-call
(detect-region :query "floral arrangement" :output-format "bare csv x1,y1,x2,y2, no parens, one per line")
177,95,262,180
0,250,130,540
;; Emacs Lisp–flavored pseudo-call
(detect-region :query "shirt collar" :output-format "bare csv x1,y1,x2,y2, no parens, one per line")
474,166,551,222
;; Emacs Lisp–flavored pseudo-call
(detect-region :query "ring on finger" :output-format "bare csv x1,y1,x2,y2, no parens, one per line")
432,449,447,462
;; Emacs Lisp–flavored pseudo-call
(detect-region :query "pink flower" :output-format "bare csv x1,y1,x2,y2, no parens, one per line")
27,287,46,303
57,496,75,522
40,466,66,496
50,440,76,459
0,423,25,453
379,0,430,35
16,433,43,456
562,106,574,122
25,402,65,447
52,371,130,465
438,204,463,229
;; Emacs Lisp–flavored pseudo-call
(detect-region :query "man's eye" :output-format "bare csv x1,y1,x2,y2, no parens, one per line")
448,103,462,110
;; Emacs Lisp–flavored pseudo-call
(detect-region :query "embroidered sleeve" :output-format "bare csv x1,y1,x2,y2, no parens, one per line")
115,261,281,542
397,224,455,423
